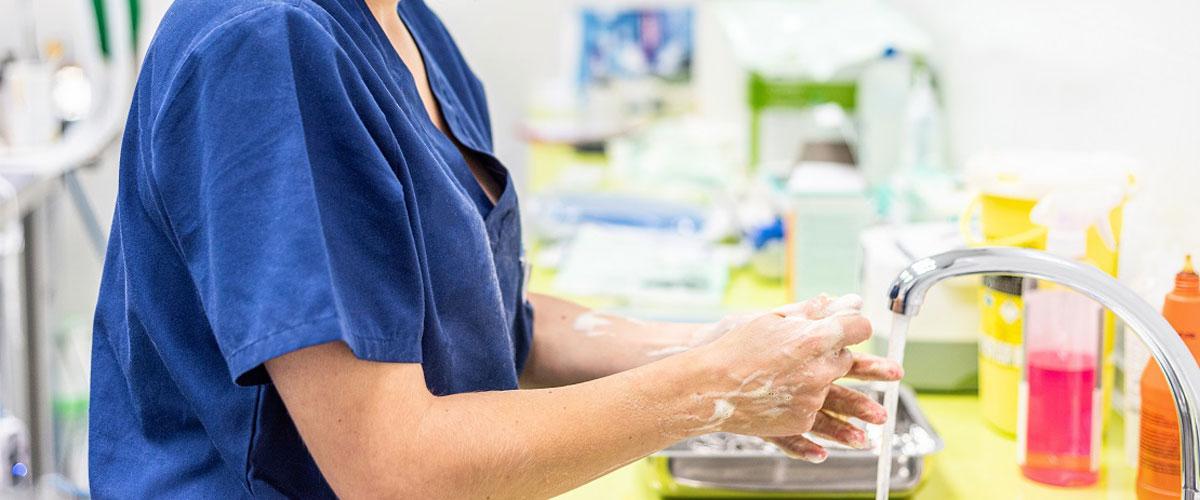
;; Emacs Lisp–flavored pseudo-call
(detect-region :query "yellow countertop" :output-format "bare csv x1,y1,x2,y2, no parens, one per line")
556,394,1136,499
912,395,1134,500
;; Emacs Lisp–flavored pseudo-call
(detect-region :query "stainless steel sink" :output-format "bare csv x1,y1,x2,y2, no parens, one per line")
652,385,941,497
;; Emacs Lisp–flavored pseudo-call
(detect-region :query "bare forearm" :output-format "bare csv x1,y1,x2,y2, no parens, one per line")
378,351,709,498
523,293,703,386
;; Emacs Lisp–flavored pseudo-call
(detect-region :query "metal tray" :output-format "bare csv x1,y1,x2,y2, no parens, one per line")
651,384,942,496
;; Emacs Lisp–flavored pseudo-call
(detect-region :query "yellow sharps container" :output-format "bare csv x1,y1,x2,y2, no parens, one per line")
964,152,1133,436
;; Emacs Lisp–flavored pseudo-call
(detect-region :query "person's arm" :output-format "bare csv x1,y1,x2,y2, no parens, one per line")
519,293,726,387
266,296,900,498
268,342,710,498
521,293,870,388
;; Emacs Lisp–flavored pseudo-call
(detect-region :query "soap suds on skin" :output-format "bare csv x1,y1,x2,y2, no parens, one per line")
573,311,613,337
573,310,650,338
695,315,752,343
773,293,830,316
645,345,690,358
684,372,795,433
758,407,788,419
689,399,737,433
801,315,845,337
826,293,863,314
772,293,861,319
645,314,753,359
709,400,735,423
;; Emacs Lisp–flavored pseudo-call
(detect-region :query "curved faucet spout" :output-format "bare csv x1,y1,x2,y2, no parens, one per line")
888,247,1200,498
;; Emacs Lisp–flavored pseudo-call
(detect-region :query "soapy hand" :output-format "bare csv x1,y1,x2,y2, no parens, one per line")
685,294,903,462
764,352,902,462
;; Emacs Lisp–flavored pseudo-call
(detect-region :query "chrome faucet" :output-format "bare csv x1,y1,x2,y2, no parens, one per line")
889,247,1200,498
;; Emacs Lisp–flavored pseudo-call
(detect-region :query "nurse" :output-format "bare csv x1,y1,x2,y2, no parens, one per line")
89,0,902,497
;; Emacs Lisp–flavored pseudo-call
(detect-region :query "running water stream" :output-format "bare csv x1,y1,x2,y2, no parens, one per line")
875,313,910,500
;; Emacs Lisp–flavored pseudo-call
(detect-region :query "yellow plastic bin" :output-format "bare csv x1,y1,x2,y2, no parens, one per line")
964,152,1134,436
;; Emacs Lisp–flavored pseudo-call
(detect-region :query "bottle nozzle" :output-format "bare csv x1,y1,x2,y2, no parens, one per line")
1029,186,1123,259
1176,254,1199,292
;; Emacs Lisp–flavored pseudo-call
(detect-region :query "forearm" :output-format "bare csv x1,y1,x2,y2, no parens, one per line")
373,350,710,498
523,293,705,386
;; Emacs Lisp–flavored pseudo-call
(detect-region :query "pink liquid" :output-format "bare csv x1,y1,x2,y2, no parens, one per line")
1022,351,1099,486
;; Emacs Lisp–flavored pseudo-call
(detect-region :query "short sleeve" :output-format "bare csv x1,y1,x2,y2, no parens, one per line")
149,6,427,385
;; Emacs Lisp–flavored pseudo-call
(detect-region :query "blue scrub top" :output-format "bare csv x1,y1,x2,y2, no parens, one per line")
89,0,533,496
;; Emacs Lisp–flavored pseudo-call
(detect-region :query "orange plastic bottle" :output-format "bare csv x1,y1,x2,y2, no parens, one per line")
1137,255,1200,499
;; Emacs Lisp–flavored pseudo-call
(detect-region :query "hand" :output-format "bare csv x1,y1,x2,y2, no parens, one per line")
684,294,903,462
764,352,901,462
669,314,757,354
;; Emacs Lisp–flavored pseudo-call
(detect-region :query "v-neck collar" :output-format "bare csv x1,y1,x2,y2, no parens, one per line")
349,0,511,219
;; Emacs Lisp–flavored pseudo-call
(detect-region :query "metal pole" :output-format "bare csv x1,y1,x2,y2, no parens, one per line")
21,207,53,478
0,206,26,439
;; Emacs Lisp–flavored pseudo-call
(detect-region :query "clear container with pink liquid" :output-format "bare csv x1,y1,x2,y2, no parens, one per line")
1017,280,1104,486
1013,186,1121,487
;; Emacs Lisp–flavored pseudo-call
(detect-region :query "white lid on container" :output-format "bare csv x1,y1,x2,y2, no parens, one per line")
1030,185,1124,260
786,161,868,195
965,151,1136,201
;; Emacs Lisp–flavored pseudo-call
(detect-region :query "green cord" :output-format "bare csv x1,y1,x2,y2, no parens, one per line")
90,0,140,58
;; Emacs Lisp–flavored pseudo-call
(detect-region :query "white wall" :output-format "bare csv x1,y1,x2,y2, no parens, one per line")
424,0,572,184
893,0,1200,197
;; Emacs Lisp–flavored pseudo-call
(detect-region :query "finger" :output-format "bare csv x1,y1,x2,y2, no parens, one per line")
830,347,855,379
779,293,863,320
825,293,863,317
822,384,887,425
830,315,872,349
772,294,832,318
811,411,870,450
802,314,871,349
767,434,828,463
846,352,904,382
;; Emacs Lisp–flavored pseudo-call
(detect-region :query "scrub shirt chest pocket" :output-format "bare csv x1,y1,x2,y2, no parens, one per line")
483,178,524,328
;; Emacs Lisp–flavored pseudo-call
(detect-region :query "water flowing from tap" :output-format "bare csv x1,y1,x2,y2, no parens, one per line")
876,313,911,500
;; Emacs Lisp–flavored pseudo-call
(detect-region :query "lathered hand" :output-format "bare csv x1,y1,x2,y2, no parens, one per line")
687,294,903,462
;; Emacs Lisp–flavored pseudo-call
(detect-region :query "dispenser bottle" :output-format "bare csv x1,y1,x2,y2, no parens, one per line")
1137,256,1200,499
1017,188,1121,487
